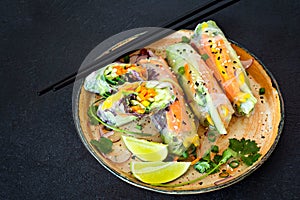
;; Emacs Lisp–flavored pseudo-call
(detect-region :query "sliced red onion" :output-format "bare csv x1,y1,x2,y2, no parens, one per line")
214,175,233,185
99,128,121,143
241,59,253,69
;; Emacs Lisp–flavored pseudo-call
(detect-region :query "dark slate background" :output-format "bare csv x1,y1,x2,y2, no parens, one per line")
1,0,299,199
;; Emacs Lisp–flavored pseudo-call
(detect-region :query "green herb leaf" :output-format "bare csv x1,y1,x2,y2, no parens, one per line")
91,137,113,154
229,138,260,155
241,139,260,155
213,154,222,164
194,161,210,173
229,138,261,166
181,36,190,43
229,138,244,153
87,105,100,125
201,151,211,162
178,66,185,75
220,149,233,164
211,145,219,153
259,87,265,95
241,153,261,166
201,54,209,61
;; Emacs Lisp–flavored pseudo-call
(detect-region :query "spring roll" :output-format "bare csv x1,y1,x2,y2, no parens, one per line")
191,20,257,116
166,43,234,135
97,81,176,127
84,63,148,96
138,57,200,155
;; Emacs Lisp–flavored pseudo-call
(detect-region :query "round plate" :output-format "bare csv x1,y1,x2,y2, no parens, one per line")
73,30,284,194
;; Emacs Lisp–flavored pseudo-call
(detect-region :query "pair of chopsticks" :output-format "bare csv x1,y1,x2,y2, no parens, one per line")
38,0,239,96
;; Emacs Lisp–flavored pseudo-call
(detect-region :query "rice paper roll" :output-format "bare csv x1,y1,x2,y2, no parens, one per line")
166,43,234,135
97,81,176,127
191,20,257,116
84,63,148,96
138,57,200,155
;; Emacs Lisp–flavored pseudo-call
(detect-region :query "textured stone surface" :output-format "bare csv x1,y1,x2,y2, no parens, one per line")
0,0,299,199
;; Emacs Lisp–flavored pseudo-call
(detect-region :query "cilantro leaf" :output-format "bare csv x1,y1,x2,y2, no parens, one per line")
229,138,261,166
194,161,210,173
241,153,261,166
241,139,260,155
229,138,260,155
201,151,211,162
220,149,234,164
91,137,113,154
213,154,222,164
229,138,244,152
88,105,100,125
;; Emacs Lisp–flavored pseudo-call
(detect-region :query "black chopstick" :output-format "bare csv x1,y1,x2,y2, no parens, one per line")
38,0,239,96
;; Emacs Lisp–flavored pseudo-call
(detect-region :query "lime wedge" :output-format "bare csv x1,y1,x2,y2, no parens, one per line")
131,161,191,184
122,135,168,161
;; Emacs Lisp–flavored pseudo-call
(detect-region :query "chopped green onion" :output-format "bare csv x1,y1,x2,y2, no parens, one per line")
211,145,219,153
207,132,216,142
123,55,130,63
229,160,240,168
182,151,189,159
181,36,190,43
259,87,265,95
135,124,142,130
201,54,209,61
178,66,185,75
219,170,229,178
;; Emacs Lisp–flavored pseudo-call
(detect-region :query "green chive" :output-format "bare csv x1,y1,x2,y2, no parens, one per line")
259,87,265,95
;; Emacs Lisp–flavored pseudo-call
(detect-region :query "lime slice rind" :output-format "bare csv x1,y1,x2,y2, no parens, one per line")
122,136,168,161
131,161,191,184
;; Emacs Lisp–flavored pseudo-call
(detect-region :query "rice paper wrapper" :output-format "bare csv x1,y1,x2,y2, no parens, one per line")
84,63,148,96
138,56,200,155
166,43,234,134
191,20,257,116
97,81,175,127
